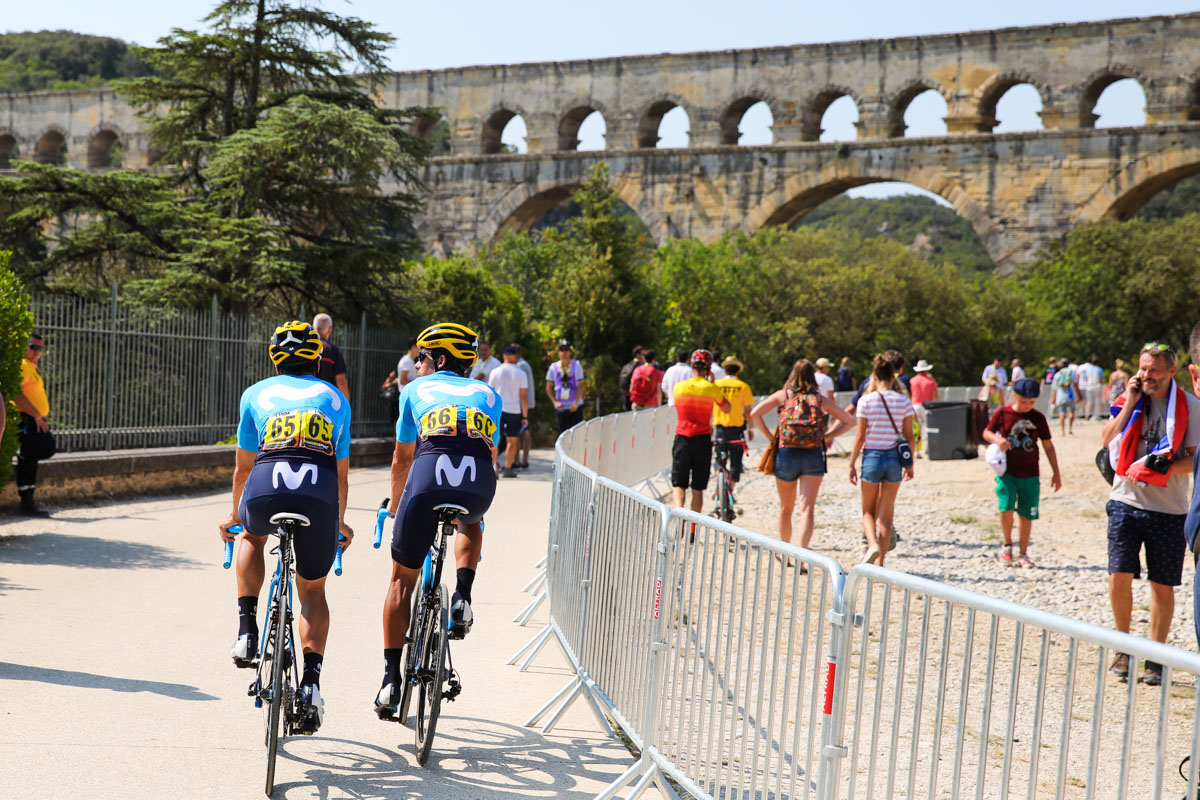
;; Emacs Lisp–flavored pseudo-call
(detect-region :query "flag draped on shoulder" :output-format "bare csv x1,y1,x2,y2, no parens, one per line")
1108,379,1188,487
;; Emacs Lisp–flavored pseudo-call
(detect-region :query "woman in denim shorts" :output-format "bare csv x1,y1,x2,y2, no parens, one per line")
751,359,855,553
849,355,915,566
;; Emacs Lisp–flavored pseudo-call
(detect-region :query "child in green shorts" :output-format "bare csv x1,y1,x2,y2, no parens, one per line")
982,378,1062,567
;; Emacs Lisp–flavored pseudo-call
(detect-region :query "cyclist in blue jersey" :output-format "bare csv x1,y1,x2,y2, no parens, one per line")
218,320,354,735
375,322,501,716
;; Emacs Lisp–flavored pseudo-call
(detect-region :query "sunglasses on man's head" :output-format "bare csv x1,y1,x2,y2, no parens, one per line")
27,343,44,351
1142,342,1174,355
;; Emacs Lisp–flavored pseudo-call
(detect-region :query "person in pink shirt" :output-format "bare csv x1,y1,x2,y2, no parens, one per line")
909,360,938,456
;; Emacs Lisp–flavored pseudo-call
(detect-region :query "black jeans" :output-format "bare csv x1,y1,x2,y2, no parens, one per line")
555,407,584,434
16,413,56,490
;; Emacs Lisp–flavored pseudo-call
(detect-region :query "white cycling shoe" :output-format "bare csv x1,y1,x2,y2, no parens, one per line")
449,599,473,640
230,634,258,668
296,684,324,734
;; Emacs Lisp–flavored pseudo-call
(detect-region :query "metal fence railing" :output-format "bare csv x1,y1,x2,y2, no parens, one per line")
519,398,1200,800
29,289,410,451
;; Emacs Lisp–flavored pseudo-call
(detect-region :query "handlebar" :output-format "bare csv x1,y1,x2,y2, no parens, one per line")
334,535,345,576
374,498,393,549
222,525,243,568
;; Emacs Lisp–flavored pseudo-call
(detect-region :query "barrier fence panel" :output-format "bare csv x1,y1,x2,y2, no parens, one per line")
829,565,1200,800
648,508,847,800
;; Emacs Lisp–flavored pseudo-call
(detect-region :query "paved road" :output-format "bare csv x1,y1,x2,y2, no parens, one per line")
1,450,642,799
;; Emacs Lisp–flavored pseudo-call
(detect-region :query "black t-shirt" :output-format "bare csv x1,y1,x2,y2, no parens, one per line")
317,340,346,386
986,406,1052,478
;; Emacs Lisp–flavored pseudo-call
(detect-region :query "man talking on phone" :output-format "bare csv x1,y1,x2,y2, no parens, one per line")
1101,342,1200,685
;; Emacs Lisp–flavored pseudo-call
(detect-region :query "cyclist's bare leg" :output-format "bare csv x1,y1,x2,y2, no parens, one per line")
295,575,329,655
235,530,268,597
454,521,483,571
382,562,420,648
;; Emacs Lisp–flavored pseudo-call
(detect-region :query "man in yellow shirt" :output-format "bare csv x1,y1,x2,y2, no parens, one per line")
713,357,755,491
13,334,55,517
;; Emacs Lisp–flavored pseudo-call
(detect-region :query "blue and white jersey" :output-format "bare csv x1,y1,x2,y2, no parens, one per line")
397,371,502,455
237,374,351,467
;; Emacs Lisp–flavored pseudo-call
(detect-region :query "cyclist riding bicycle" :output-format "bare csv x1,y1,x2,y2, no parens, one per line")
376,322,502,717
218,320,354,735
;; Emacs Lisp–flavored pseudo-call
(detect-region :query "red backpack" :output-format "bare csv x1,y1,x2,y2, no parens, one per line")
778,390,825,449
629,368,656,405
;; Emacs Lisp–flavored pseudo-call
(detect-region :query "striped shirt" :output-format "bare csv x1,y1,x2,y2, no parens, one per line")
857,390,914,450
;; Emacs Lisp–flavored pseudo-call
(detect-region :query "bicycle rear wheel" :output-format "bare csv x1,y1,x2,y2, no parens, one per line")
265,575,288,795
718,471,733,523
414,583,449,765
395,587,421,725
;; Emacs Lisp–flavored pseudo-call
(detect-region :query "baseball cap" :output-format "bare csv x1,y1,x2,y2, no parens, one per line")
502,344,519,356
815,357,831,368
557,339,572,350
1012,377,1040,398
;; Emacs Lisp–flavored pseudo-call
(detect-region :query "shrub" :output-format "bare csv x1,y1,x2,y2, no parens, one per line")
0,252,34,483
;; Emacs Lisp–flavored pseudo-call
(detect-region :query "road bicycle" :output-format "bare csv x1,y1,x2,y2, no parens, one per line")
711,437,748,523
373,499,463,765
222,516,344,796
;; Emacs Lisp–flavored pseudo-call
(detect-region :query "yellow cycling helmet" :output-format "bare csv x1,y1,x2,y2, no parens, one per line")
269,320,324,365
416,322,479,368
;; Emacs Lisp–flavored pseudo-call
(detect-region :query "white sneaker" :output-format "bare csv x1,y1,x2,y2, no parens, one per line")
230,633,257,668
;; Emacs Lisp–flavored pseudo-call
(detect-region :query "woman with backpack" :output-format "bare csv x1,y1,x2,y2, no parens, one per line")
750,359,855,555
849,354,916,566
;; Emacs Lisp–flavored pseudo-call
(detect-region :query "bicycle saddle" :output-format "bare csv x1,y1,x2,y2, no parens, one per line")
433,503,469,520
269,512,312,527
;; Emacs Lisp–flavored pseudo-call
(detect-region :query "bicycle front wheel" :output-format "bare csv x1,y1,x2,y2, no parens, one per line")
414,583,449,765
265,580,288,795
718,472,733,523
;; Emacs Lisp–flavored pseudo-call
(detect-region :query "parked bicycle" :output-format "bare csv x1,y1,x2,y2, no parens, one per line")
711,438,748,523
372,499,463,765
222,516,344,796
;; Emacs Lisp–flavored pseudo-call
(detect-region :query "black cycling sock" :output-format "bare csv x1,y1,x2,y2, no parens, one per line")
237,596,258,638
455,568,476,606
302,652,323,688
383,648,403,685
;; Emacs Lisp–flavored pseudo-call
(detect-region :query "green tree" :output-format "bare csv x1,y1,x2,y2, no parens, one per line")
0,2,430,321
0,251,35,484
0,31,149,93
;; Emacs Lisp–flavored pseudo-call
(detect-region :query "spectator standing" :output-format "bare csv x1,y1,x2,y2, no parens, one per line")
629,349,664,410
814,358,835,399
909,360,938,455
712,357,756,492
750,359,855,552
835,357,856,392
848,355,915,566
662,350,692,405
379,371,401,425
469,341,501,382
981,379,1061,568
670,350,730,512
487,345,530,478
618,346,644,410
1108,359,1131,406
709,355,727,381
981,357,1008,390
1011,358,1025,383
545,341,585,434
514,344,536,469
13,334,54,516
1052,358,1077,435
1079,356,1105,420
1102,342,1200,685
396,338,419,389
1044,358,1061,420
313,313,349,401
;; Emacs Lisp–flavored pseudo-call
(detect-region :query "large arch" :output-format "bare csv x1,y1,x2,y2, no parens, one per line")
1071,139,1200,223
1077,66,1149,128
87,129,121,169
718,95,779,145
973,73,1049,132
635,97,691,149
34,129,67,165
558,104,607,151
886,82,949,138
801,86,862,141
744,170,1000,263
478,178,670,244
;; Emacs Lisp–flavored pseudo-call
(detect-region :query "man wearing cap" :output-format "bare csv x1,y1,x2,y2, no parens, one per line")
713,357,755,491
487,345,530,478
545,340,585,434
814,358,835,399
672,350,731,512
981,378,1061,569
13,333,55,516
910,360,938,456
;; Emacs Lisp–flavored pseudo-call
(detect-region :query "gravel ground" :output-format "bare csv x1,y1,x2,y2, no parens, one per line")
731,417,1196,651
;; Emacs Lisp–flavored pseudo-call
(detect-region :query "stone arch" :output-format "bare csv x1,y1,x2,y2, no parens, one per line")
478,178,669,244
744,169,1000,263
718,92,782,145
481,104,529,155
635,95,692,149
801,86,863,141
557,101,610,151
886,81,950,138
1187,74,1200,121
1077,65,1150,128
413,113,451,155
87,128,122,169
0,132,18,169
34,127,68,165
973,73,1050,132
1072,140,1200,223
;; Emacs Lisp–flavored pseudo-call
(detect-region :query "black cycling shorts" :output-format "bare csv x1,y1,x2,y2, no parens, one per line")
672,434,713,491
239,459,339,581
391,449,497,569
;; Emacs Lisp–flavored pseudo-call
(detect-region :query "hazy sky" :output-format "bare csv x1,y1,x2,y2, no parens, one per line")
7,1,1185,201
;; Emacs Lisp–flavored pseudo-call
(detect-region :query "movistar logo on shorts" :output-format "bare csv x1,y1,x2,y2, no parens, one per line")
272,462,318,490
256,382,343,411
417,380,498,408
434,454,476,487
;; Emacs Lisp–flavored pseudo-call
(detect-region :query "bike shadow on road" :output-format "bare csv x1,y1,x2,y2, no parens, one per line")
275,717,637,799
0,532,201,570
0,662,218,701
